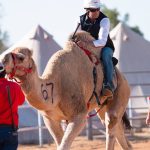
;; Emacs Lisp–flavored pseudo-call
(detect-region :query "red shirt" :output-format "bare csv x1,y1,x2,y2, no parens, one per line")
0,78,25,127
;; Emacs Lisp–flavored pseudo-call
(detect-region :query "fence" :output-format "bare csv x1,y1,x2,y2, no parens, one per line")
18,95,149,146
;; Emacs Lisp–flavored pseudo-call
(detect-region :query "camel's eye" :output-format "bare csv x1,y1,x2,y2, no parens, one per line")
16,53,25,62
18,56,24,61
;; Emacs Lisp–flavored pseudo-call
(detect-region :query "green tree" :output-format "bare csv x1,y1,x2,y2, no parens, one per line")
0,29,8,53
0,4,8,53
102,6,119,30
130,26,143,37
102,6,143,37
123,13,143,36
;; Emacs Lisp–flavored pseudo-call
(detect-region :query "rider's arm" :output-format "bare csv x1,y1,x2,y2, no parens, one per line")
93,18,110,48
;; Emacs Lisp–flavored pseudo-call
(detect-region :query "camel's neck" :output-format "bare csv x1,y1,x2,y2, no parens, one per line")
20,70,40,94
20,70,54,110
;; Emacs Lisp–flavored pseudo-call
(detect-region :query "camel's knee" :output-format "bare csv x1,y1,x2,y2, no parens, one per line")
105,111,118,130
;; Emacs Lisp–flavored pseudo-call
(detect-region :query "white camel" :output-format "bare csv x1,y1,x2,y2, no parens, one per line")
1,31,132,150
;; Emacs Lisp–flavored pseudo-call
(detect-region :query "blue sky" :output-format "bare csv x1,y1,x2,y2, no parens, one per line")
0,0,150,47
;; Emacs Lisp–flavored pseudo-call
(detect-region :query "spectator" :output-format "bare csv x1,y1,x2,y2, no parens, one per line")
146,111,150,125
146,106,150,125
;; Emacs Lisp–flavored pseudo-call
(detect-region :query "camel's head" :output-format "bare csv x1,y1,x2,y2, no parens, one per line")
1,47,34,79
68,31,95,43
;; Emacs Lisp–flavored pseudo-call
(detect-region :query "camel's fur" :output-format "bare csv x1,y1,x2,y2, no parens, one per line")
2,31,132,150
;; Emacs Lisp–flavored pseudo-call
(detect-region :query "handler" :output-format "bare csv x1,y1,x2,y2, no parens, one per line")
0,62,25,150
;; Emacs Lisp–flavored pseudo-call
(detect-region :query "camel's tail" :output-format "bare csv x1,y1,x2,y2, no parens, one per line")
122,111,132,130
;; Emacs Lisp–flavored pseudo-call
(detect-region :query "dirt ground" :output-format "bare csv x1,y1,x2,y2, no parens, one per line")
18,134,150,150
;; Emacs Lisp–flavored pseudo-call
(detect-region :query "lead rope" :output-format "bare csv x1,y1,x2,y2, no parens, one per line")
6,86,17,131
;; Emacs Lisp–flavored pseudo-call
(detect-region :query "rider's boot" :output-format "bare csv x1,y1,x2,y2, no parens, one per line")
100,84,118,129
100,84,113,105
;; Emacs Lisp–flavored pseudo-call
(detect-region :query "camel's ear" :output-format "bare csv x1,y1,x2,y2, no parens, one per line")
16,53,25,61
28,49,33,57
21,48,33,58
13,47,33,58
24,48,33,58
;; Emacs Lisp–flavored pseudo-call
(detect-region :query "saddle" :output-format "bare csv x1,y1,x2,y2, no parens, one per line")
77,43,118,106
91,56,118,106
112,57,118,66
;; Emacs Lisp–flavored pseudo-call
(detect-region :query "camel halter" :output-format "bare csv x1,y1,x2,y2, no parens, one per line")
75,42,103,118
76,43,99,66
8,52,32,82
72,22,99,65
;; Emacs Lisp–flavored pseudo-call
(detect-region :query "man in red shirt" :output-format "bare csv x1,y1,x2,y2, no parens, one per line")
0,62,25,150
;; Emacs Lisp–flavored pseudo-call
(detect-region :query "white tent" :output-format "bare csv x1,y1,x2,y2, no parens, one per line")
1,24,61,75
110,22,150,73
110,22,150,117
1,25,61,143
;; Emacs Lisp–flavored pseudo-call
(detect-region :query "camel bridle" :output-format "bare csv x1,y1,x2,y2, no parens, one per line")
75,42,103,118
8,52,32,82
75,42,99,65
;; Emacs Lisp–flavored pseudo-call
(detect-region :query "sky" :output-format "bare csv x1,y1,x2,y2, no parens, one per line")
0,0,150,48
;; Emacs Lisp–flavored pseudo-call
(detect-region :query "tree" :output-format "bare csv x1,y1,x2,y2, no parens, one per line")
0,4,8,53
122,13,143,36
0,29,8,53
102,6,143,37
102,6,119,30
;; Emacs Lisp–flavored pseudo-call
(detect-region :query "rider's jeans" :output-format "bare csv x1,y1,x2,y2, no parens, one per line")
101,47,114,91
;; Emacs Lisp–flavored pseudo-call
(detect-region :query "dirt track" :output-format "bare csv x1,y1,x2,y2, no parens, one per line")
18,135,150,150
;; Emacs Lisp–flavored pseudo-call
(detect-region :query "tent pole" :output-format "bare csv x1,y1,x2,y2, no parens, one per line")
128,98,133,126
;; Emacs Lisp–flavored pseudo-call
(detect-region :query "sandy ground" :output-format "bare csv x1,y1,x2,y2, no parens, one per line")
18,134,150,150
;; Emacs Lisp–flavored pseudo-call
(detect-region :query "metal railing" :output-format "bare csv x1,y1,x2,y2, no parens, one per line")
18,94,150,145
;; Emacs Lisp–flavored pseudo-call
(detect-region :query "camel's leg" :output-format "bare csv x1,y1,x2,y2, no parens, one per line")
96,106,117,150
58,114,86,150
115,122,132,150
42,116,64,147
95,105,107,126
105,112,116,150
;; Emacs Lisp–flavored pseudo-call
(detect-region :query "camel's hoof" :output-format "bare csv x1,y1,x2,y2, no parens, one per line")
108,114,118,129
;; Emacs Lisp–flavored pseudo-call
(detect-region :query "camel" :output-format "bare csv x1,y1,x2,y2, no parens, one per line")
1,31,132,150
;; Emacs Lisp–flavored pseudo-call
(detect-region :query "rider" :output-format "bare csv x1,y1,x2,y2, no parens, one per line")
77,0,115,104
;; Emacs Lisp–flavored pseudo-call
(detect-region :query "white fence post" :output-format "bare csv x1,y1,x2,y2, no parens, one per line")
86,114,93,140
128,98,133,126
38,111,43,147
